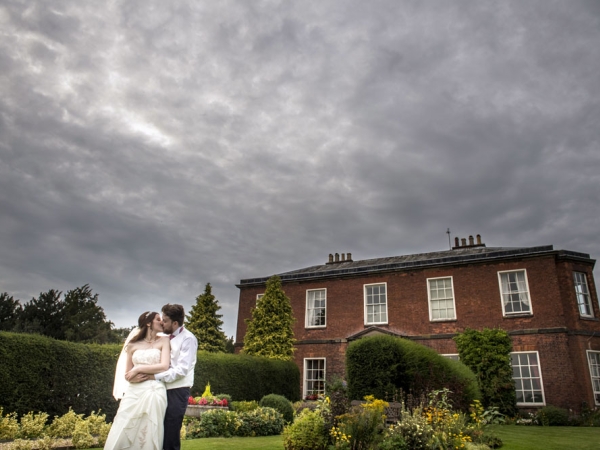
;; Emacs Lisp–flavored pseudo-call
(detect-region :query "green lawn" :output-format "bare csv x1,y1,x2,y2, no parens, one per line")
92,426,600,450
492,425,600,450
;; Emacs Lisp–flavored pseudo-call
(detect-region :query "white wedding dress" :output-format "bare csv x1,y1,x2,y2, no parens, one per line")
104,349,167,450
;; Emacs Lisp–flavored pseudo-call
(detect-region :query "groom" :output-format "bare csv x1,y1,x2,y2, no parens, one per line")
132,303,198,450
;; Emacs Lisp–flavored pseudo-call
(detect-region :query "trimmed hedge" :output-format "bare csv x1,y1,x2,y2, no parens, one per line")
0,331,121,421
346,334,480,410
0,332,300,422
193,351,300,402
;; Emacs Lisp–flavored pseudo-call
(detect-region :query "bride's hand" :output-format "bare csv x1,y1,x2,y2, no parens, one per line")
125,367,140,381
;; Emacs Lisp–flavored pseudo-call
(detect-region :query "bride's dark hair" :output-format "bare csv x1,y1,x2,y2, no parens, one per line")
130,311,159,343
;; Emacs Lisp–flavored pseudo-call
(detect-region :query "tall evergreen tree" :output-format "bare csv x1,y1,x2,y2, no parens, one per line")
186,283,227,352
0,293,22,331
243,275,296,361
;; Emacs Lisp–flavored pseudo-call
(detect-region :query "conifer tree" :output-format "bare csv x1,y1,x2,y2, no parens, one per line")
186,283,227,352
243,275,296,361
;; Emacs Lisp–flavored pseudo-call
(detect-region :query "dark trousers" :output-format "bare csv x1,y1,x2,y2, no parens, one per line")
164,387,190,450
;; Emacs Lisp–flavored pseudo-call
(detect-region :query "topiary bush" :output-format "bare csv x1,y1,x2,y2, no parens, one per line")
259,394,294,423
346,334,481,410
538,405,570,426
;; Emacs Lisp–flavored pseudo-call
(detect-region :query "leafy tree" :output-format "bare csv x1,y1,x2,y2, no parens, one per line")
243,275,296,361
186,283,227,352
62,284,114,343
20,289,65,339
0,292,22,331
454,327,517,416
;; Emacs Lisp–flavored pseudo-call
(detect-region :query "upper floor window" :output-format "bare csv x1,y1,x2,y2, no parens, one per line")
256,294,264,304
574,272,593,318
428,277,456,321
587,351,600,406
364,283,387,325
498,270,532,316
306,289,326,328
304,358,326,400
511,351,545,405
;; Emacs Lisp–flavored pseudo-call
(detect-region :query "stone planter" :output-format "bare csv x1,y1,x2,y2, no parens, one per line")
185,405,228,417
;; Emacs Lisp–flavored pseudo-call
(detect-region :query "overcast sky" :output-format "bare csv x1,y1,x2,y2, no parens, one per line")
2,1,599,340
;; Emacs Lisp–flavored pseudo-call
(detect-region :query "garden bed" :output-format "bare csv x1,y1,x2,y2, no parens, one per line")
184,405,228,418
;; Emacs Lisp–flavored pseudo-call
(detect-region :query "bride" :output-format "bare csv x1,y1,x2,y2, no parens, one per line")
105,311,170,450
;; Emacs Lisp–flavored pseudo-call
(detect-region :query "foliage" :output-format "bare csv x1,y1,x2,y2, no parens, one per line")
0,332,120,421
576,405,600,427
330,396,389,450
259,394,294,423
193,344,300,402
186,283,227,352
454,328,517,416
0,293,22,332
0,407,20,440
537,405,570,426
47,408,84,438
230,400,259,412
243,275,296,361
71,420,95,449
292,400,319,415
326,376,350,426
16,286,119,344
18,411,48,438
282,408,327,450
346,334,480,410
35,435,55,450
184,407,284,438
8,439,33,450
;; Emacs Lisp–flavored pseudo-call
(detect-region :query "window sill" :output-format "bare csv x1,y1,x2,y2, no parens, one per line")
503,313,533,318
430,319,457,323
305,326,327,329
579,316,598,322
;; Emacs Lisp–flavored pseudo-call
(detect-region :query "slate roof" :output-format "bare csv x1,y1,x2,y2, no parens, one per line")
238,245,593,287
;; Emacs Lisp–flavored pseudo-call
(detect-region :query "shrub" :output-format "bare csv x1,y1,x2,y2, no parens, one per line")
230,400,259,412
97,422,112,447
332,396,388,450
72,420,95,449
260,394,294,423
19,411,48,439
292,400,318,416
538,405,570,426
186,409,241,438
35,435,55,450
47,408,84,438
84,410,107,435
8,439,33,450
282,409,327,450
346,334,480,411
454,328,517,415
0,407,20,440
236,407,285,436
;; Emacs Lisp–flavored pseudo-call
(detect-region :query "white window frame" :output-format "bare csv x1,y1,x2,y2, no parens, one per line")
305,289,327,328
587,350,600,406
498,269,533,316
574,272,594,318
511,351,546,406
427,276,457,321
364,282,388,325
442,354,460,361
303,358,326,399
256,294,264,304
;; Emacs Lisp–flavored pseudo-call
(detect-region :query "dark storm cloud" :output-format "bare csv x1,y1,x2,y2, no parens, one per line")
1,0,599,337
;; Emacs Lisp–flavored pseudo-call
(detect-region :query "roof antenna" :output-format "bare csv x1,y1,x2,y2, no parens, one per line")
446,228,451,250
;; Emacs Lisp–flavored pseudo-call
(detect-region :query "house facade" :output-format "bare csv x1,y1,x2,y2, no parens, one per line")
235,236,600,411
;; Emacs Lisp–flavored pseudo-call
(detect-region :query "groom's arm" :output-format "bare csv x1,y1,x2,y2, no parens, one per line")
154,336,198,384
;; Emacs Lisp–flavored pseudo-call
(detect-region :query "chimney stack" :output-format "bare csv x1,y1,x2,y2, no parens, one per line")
452,234,486,249
326,252,354,264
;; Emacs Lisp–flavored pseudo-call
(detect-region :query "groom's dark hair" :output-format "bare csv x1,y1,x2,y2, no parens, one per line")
162,303,185,326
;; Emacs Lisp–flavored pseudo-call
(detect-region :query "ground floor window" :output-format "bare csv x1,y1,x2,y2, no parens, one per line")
442,354,460,361
304,358,326,400
511,351,545,405
587,350,600,406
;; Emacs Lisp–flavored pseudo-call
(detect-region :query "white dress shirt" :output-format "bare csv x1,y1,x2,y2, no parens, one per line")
155,326,198,389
